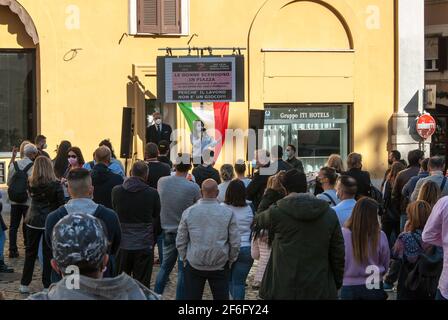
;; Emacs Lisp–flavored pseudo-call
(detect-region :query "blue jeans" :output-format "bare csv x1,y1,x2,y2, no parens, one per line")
436,290,447,301
341,283,388,300
229,246,253,300
38,236,43,266
0,230,5,261
157,232,164,265
154,232,185,300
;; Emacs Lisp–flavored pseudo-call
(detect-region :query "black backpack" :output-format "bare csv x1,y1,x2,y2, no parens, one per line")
8,162,33,203
404,233,443,299
369,184,385,215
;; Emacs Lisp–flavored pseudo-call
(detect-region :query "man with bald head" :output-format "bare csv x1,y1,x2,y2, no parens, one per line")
91,146,124,209
176,179,241,300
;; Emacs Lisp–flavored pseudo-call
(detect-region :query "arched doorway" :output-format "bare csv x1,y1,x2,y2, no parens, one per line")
0,0,39,158
248,0,357,172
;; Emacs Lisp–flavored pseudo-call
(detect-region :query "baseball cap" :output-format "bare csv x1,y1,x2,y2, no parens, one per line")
51,213,108,271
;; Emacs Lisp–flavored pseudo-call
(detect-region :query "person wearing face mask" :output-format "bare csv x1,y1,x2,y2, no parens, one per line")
315,167,340,207
35,135,50,158
285,144,304,173
61,147,86,202
146,112,173,146
332,175,358,227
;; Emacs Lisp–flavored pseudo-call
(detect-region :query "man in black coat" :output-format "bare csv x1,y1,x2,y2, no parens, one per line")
91,146,124,209
146,112,172,145
270,145,293,173
285,144,305,173
145,143,171,189
112,161,161,288
344,152,372,198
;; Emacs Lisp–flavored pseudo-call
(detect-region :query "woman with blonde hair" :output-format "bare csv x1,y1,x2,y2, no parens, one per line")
19,156,64,294
217,164,235,202
251,171,286,289
417,180,441,209
341,198,390,300
326,154,345,173
8,140,31,166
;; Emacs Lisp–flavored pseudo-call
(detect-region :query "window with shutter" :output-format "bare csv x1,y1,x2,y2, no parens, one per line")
438,36,448,72
161,0,181,34
138,0,160,34
137,0,181,35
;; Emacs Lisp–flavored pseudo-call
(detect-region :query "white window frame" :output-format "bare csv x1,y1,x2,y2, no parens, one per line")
425,59,439,72
129,0,190,36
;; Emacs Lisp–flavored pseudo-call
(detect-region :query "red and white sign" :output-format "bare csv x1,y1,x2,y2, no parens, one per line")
416,114,436,139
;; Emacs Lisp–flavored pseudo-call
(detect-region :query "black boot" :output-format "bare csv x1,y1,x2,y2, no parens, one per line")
0,260,14,273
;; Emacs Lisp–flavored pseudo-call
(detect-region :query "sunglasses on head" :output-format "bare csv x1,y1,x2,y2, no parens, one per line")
68,155,77,159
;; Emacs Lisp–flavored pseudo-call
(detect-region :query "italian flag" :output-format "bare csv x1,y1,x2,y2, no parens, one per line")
178,102,230,158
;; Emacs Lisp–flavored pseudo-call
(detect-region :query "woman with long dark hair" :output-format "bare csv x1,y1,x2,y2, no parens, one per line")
221,179,254,300
60,147,85,202
251,171,286,289
52,140,72,179
382,161,406,248
341,198,390,300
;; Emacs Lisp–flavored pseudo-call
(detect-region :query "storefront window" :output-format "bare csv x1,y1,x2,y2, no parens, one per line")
0,51,36,154
264,104,350,173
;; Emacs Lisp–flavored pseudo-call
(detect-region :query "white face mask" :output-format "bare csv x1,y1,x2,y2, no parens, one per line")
42,144,48,150
155,119,162,125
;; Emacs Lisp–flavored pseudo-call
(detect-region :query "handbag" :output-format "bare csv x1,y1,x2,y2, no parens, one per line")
404,233,443,299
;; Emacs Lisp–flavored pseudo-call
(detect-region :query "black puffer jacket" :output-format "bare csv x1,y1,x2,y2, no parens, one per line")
26,181,65,229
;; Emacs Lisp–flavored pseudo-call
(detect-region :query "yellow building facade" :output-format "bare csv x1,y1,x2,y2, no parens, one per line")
0,0,407,183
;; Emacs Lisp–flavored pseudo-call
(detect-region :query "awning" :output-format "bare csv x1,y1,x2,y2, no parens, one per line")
0,0,39,45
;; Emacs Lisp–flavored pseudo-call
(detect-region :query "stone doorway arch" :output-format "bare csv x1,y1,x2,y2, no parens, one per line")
0,0,39,44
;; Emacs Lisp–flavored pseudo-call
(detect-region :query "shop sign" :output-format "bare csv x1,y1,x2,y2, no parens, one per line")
157,56,244,103
264,105,346,121
416,114,436,139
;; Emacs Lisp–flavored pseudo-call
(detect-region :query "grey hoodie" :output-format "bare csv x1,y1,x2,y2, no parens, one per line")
64,198,99,215
28,273,160,300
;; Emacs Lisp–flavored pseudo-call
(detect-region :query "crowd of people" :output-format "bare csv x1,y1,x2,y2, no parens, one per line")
0,133,447,301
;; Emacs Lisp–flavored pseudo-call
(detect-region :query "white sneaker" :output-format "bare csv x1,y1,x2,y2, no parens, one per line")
19,285,30,294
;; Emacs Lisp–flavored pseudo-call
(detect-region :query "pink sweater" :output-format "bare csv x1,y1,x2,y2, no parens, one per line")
251,236,271,284
422,196,448,299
